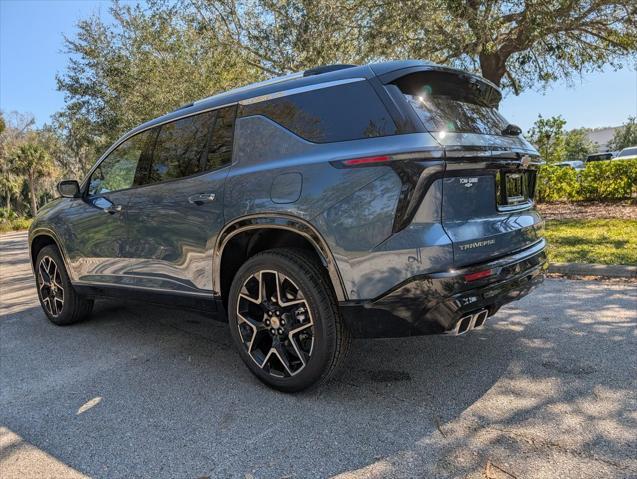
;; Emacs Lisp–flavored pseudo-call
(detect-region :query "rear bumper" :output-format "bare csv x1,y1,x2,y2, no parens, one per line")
340,239,547,338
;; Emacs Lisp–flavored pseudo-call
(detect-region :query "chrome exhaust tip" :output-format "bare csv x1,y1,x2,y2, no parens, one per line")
448,309,489,335
472,309,489,329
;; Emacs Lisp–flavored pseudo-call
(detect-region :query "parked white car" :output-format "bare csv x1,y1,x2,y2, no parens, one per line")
614,146,637,160
556,160,585,170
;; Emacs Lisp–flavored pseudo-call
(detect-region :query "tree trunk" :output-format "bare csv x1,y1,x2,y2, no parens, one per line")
479,52,507,87
5,189,10,214
28,171,38,216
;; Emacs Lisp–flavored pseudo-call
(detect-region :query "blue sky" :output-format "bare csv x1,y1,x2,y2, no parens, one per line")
1,0,636,132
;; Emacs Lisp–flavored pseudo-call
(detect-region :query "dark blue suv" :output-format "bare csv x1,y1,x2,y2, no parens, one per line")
29,61,547,391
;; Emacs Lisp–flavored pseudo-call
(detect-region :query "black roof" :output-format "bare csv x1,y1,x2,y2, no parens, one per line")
127,60,501,138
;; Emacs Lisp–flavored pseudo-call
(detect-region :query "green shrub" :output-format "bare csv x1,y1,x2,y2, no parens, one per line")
578,160,637,200
536,165,580,202
0,211,32,233
0,207,18,221
537,159,637,202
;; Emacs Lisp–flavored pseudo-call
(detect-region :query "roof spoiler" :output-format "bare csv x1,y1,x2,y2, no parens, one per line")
376,64,502,106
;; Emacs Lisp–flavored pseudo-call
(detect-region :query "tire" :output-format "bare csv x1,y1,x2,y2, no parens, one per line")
228,248,350,392
35,245,93,326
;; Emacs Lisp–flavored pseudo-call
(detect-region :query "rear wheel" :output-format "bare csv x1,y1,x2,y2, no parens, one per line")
35,245,93,325
228,248,350,392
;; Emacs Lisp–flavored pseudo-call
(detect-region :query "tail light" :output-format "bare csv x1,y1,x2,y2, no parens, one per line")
341,155,391,166
331,152,439,168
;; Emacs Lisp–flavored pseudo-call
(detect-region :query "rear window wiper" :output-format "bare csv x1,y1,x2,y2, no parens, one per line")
502,124,522,136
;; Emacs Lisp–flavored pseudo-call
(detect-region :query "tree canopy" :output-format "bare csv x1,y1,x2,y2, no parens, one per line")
526,115,596,162
608,117,637,151
190,0,637,91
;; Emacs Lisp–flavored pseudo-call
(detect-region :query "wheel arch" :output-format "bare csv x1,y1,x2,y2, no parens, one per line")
29,228,74,280
214,214,347,305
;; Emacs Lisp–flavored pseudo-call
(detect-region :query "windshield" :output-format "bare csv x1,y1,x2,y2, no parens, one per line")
618,147,637,157
394,71,509,135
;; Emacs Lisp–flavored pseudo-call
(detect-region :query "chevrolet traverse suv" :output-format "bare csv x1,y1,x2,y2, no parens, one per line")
29,61,547,391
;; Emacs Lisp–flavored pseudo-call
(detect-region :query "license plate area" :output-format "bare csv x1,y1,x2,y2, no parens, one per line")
496,170,534,209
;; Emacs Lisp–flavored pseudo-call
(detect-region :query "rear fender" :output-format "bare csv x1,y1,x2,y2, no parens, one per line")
213,214,347,301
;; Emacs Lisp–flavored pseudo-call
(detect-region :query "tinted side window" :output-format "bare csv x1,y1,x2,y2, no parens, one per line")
239,81,397,143
141,111,214,185
88,130,152,196
206,106,237,169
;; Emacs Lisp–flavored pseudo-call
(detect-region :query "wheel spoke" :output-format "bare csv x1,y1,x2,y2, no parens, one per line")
289,321,313,335
272,341,294,376
38,262,51,286
288,335,308,368
42,297,52,315
239,272,262,304
275,272,306,307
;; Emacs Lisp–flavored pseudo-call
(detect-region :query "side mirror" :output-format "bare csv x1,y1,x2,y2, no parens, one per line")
57,180,81,198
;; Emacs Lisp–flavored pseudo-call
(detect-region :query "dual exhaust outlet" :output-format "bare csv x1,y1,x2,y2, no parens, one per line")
449,309,489,336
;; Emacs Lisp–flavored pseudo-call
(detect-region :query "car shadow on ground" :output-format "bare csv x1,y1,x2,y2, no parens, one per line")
1,233,636,478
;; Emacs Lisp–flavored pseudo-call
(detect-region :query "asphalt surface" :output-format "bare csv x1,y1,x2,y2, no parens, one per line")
1,230,636,479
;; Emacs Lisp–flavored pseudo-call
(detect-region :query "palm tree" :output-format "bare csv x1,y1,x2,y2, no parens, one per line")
11,143,53,216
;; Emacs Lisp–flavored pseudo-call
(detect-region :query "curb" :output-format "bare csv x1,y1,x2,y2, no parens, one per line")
548,262,637,278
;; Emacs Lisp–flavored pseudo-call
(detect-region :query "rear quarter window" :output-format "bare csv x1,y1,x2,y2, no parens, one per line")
239,80,397,143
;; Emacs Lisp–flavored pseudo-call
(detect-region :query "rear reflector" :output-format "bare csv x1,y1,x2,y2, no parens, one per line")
464,269,493,282
342,155,391,166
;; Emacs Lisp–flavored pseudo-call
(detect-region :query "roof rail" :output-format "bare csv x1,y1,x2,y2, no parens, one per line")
188,65,357,110
193,71,304,106
303,64,357,77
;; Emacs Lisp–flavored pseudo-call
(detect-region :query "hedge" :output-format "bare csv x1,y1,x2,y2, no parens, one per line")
536,159,637,202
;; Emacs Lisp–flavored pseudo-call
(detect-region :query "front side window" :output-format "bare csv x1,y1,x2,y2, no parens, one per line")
141,111,215,185
239,81,397,143
88,130,152,196
395,71,508,136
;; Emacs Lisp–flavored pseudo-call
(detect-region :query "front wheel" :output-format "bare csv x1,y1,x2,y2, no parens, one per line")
35,245,93,325
228,248,350,392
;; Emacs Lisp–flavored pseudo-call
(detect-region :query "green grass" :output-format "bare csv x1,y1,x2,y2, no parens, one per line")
544,219,637,265
1,216,634,265
0,217,32,233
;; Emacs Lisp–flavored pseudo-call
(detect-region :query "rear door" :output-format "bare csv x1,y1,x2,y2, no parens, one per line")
123,106,237,295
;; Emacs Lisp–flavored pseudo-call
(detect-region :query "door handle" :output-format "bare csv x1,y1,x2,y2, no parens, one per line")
103,204,123,214
188,193,216,205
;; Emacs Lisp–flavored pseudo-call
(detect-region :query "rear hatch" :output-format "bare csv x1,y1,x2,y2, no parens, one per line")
389,68,544,266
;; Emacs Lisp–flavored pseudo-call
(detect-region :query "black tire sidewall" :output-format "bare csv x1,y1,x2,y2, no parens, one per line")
228,250,339,392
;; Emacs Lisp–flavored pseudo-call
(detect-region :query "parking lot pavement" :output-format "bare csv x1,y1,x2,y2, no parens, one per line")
1,231,636,479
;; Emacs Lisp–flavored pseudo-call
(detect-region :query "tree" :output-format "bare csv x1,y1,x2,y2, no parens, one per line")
527,115,567,163
191,0,637,92
564,128,595,161
11,143,54,216
0,112,36,213
608,117,637,151
56,0,262,160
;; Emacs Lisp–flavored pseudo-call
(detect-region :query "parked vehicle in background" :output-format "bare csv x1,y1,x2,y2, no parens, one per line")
587,152,614,162
614,147,637,160
556,160,585,170
28,60,547,392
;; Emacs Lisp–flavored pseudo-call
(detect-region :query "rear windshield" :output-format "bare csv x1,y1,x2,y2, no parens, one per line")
394,71,509,136
618,147,637,157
